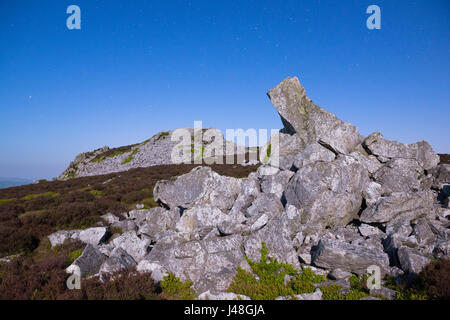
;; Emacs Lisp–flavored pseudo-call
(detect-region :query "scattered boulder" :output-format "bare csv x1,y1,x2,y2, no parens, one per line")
78,227,108,246
48,230,81,247
66,244,107,277
110,230,151,262
99,247,136,275
48,227,108,247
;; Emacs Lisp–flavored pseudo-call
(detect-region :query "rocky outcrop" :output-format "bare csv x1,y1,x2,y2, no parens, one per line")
53,75,447,298
59,129,247,180
267,76,361,155
285,154,369,230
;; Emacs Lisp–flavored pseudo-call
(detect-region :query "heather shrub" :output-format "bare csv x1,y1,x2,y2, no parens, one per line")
160,273,197,300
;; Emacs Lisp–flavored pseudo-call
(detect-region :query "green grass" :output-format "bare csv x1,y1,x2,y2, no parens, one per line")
0,198,17,206
121,148,139,165
65,249,83,266
160,273,197,300
228,242,372,300
22,192,60,200
67,172,78,179
89,190,102,197
263,144,271,163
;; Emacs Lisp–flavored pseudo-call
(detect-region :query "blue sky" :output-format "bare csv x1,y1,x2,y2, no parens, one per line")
0,0,449,180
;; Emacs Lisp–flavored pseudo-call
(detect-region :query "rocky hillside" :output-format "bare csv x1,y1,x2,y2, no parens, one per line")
1,76,449,300
59,128,249,180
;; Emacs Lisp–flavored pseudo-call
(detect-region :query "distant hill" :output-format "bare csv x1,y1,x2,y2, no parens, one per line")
0,177,33,189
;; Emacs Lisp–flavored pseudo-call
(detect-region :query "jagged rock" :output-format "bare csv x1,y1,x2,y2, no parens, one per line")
328,268,352,280
292,142,336,170
430,164,450,187
112,220,137,233
143,234,250,293
138,207,180,241
110,230,151,262
99,247,136,274
154,166,242,211
245,193,284,218
358,224,384,238
100,213,120,225
48,230,81,247
229,176,261,215
349,151,383,175
285,155,369,230
360,190,435,223
266,132,306,170
311,239,390,276
362,181,383,205
175,204,229,241
66,244,107,277
48,227,108,247
260,170,294,199
127,209,151,221
370,286,398,300
397,246,431,275
363,132,440,170
197,291,251,300
244,216,301,269
218,211,269,237
432,240,450,259
372,158,424,194
136,260,168,283
78,227,108,246
412,219,437,245
256,165,280,178
285,204,302,237
267,76,360,154
315,279,351,291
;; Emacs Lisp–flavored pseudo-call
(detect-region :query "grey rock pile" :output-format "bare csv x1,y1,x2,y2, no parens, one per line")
59,128,245,180
50,76,449,299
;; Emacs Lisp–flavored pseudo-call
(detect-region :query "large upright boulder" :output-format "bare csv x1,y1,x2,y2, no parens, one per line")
363,132,439,170
267,76,361,154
